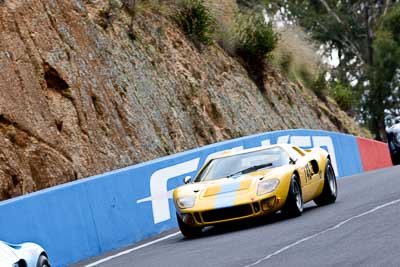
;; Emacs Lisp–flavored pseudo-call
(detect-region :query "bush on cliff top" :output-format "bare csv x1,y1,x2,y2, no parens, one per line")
226,11,278,92
176,0,215,46
235,12,278,65
331,82,354,112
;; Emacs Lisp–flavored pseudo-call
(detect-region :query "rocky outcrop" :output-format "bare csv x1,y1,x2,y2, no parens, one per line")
0,0,367,200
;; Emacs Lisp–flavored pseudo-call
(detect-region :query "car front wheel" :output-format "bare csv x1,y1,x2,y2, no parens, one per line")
282,174,303,217
391,153,400,165
176,213,202,239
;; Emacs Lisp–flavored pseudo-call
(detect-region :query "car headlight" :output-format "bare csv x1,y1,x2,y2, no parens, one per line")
257,179,280,196
176,196,196,209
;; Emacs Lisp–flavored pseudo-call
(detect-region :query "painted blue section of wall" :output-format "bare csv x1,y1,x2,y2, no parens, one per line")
0,129,363,266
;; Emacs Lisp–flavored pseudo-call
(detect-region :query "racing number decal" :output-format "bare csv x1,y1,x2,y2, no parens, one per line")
303,164,313,183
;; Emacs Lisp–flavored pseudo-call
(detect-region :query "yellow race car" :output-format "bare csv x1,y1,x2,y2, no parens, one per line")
173,144,337,238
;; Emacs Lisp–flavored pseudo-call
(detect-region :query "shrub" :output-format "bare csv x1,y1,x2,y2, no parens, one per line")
311,71,328,100
331,82,354,111
278,51,293,76
235,12,278,65
297,67,328,99
214,19,239,57
297,66,313,87
176,0,215,46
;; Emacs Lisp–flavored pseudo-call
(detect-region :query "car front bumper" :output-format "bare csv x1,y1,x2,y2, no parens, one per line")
176,195,285,227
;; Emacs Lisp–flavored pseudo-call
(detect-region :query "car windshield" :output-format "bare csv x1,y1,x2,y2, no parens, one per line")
194,147,288,182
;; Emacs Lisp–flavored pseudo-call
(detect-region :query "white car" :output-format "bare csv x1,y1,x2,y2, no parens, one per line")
385,115,400,165
0,240,50,267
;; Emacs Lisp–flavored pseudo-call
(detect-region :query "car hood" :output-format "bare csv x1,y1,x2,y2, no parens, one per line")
177,167,285,198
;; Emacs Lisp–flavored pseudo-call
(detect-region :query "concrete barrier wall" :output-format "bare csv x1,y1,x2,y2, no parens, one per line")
357,137,393,171
0,130,392,266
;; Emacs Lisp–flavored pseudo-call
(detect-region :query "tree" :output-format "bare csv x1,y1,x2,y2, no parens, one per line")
369,4,400,135
255,0,399,140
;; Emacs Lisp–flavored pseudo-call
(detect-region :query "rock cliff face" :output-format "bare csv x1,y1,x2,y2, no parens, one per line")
0,0,367,200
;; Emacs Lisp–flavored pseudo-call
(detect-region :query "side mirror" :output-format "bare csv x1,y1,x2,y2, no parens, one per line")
289,157,297,165
183,176,191,184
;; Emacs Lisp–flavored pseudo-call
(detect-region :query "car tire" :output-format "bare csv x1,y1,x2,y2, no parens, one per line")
391,153,400,165
37,254,50,267
314,159,337,206
282,174,303,217
176,213,202,239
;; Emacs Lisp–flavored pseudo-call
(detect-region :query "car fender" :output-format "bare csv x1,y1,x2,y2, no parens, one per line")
0,241,20,266
277,166,299,203
315,150,331,197
7,242,45,267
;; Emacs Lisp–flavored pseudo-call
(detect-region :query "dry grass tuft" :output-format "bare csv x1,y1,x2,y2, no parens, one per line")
272,26,322,85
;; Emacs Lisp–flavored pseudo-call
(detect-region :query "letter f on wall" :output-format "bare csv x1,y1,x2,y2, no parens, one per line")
137,158,200,224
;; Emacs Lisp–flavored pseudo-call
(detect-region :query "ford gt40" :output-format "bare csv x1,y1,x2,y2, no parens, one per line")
173,144,337,238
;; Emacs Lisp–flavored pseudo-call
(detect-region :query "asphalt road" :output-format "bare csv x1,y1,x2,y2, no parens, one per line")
74,166,400,267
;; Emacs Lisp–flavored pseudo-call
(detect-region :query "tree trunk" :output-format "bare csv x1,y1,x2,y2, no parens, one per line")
365,3,374,66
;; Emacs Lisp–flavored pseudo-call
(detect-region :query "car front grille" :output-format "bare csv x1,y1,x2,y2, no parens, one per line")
201,204,253,223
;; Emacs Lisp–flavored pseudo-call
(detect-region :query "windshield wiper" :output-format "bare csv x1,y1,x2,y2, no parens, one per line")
227,163,273,178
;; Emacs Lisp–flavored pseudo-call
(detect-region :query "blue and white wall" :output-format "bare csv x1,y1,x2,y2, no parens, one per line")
0,129,391,266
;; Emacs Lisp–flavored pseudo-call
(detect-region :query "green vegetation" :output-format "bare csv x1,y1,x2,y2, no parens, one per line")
221,11,278,91
269,26,327,98
295,66,328,100
277,50,293,76
311,71,328,100
98,0,280,92
174,0,279,90
331,82,354,112
250,0,400,140
176,0,215,46
368,5,400,136
235,12,278,65
297,67,313,90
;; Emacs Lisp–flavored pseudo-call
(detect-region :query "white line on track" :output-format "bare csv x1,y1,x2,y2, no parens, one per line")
244,198,400,267
84,231,181,267
84,198,400,267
